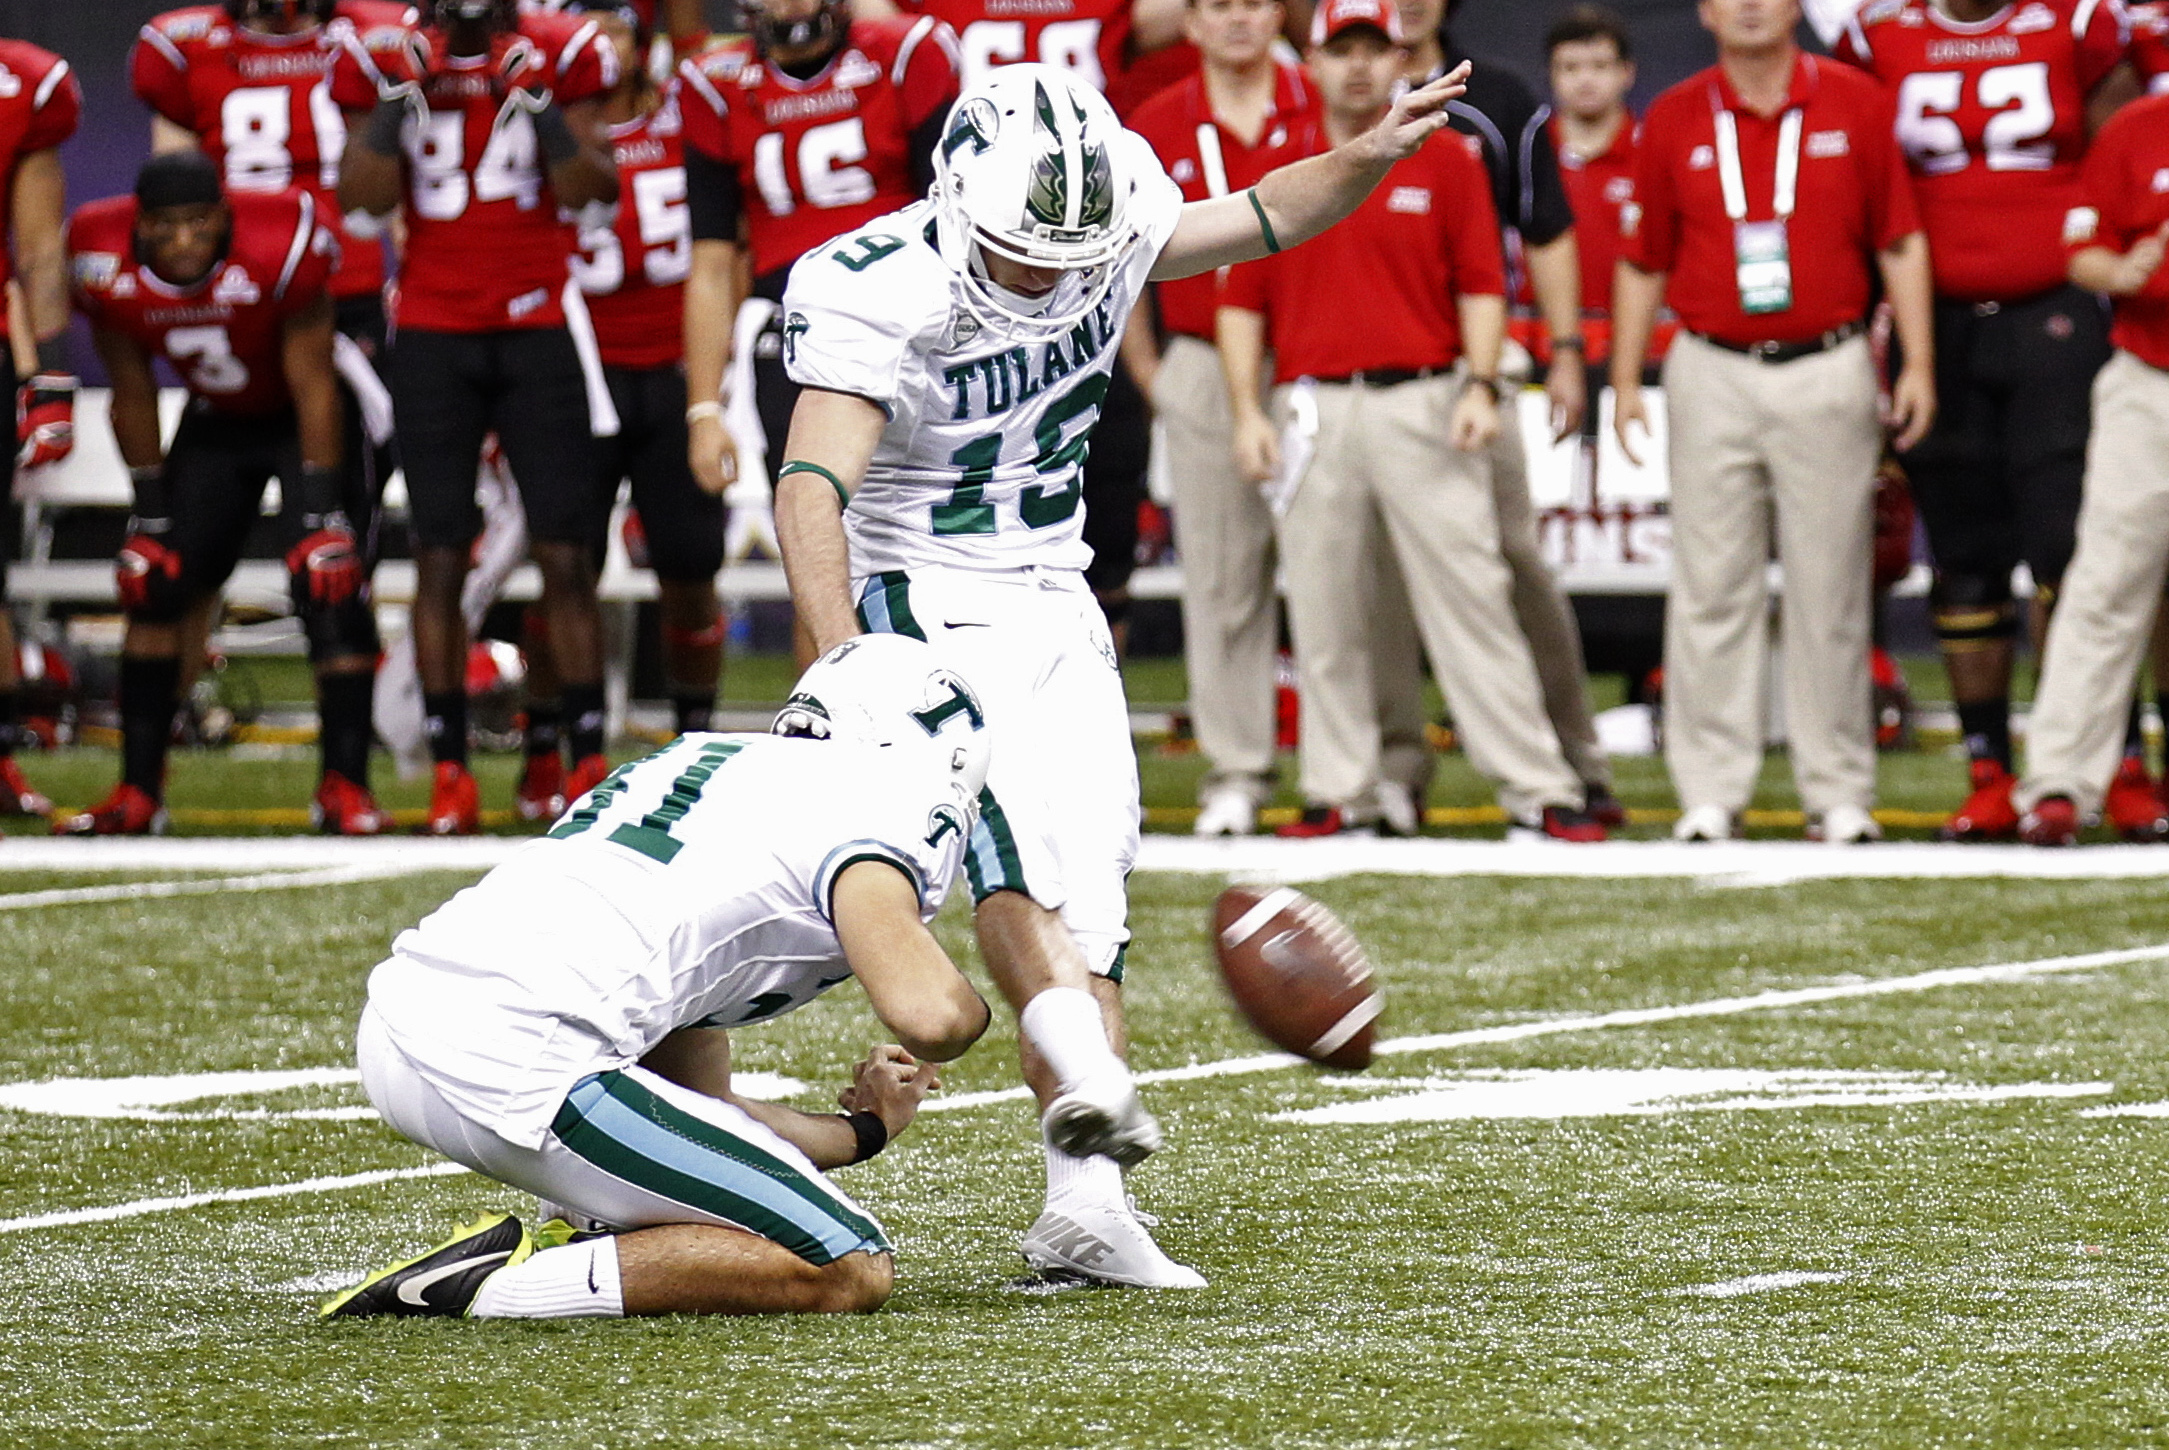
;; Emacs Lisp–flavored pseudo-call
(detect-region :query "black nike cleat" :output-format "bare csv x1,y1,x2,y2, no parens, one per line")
319,1211,531,1319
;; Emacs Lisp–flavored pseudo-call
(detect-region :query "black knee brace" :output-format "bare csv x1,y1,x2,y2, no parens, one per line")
1931,571,2018,649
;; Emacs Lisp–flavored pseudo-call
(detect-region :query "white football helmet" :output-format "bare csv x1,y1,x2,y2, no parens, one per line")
931,64,1147,336
773,635,993,807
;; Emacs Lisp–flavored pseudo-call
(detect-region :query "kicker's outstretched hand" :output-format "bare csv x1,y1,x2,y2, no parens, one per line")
1350,62,1473,167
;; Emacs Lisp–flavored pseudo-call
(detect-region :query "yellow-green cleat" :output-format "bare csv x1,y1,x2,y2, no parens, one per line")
319,1211,533,1319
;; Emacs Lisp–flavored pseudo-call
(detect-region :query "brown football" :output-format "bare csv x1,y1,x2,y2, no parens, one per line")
1210,885,1380,1070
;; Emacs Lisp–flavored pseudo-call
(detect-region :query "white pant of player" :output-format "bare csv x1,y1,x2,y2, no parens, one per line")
355,1005,889,1264
856,563,1139,978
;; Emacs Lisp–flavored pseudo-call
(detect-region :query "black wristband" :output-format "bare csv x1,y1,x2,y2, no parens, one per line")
295,462,343,521
32,337,67,374
841,1111,889,1164
531,102,579,166
1465,375,1502,401
128,465,172,525
1551,336,1586,353
363,98,407,158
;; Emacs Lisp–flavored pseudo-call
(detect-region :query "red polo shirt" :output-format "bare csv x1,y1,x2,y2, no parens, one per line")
1623,53,1921,347
1553,113,1638,314
1221,127,1505,382
1129,59,1317,341
2067,91,2169,372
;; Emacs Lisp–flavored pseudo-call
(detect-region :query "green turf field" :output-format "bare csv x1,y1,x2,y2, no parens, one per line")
4,862,2169,1447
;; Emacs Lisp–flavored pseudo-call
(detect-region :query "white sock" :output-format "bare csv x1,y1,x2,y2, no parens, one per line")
469,1237,625,1319
1044,1143,1124,1209
1018,986,1127,1093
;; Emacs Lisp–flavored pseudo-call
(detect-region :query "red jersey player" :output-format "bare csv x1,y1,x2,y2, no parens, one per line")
677,0,960,500
58,154,377,836
0,35,77,825
1835,0,2149,841
2129,0,2169,89
562,2,725,792
333,0,622,833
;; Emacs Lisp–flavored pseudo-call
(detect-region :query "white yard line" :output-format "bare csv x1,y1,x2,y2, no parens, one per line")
925,941,2169,1113
7,834,2169,883
0,864,418,911
0,1163,468,1235
4,937,2160,1237
1671,1270,1849,1298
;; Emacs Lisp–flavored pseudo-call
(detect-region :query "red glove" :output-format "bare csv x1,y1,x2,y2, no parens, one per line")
287,519,363,606
16,373,76,469
116,530,183,615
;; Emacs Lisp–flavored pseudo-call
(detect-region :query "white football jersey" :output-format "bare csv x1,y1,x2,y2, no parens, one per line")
365,733,972,1147
780,134,1184,576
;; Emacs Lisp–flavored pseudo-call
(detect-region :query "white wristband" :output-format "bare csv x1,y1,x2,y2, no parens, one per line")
686,400,725,425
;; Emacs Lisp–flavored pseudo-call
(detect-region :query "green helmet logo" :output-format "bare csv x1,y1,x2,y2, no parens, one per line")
1025,81,1113,234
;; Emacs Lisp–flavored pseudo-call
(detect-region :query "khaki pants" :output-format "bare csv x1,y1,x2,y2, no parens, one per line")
1370,399,1612,794
2018,350,2169,816
1158,335,1278,804
1662,332,1881,816
1276,371,1582,821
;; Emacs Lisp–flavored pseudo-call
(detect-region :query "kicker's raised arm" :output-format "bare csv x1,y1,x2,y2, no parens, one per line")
1149,61,1470,281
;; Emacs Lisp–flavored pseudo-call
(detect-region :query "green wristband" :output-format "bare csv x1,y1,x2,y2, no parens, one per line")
778,460,850,509
1248,188,1282,255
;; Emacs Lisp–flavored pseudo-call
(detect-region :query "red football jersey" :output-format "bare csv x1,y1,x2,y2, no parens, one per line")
677,17,959,281
132,3,415,300
2130,1,2169,88
573,84,690,369
1127,59,1316,341
1221,128,1506,382
328,10,618,332
1552,114,1638,315
2069,90,2169,367
1835,0,2128,302
0,39,83,307
69,191,338,418
895,0,1133,92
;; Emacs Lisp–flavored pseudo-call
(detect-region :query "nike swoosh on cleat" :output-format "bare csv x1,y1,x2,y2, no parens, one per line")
396,1250,512,1308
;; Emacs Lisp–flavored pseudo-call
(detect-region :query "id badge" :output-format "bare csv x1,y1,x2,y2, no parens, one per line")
1734,219,1793,315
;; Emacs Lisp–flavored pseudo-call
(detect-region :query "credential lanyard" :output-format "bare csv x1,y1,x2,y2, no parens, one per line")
1712,98,1803,222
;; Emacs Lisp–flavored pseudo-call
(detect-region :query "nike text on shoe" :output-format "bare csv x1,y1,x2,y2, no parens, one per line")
1019,1201,1206,1289
1042,1077,1162,1168
319,1211,531,1318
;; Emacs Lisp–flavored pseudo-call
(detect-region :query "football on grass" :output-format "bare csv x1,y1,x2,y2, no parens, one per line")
1211,885,1380,1069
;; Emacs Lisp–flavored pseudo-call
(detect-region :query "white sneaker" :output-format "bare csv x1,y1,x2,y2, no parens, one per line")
1193,786,1257,837
1043,1075,1162,1167
1811,804,1882,844
1375,779,1422,837
1673,804,1739,842
1020,1200,1207,1289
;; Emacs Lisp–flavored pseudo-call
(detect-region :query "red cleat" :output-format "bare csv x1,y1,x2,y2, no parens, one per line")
1537,805,1607,843
514,752,566,823
427,761,481,836
53,783,167,837
1275,805,1359,838
0,757,51,817
313,771,390,836
2020,794,2080,848
1940,759,2019,842
2105,756,2169,842
566,753,611,806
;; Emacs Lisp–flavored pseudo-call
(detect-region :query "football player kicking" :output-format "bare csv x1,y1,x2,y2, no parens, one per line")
59,153,376,836
772,58,1470,1288
324,636,994,1319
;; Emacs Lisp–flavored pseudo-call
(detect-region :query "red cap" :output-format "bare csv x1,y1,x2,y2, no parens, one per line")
1310,0,1405,46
